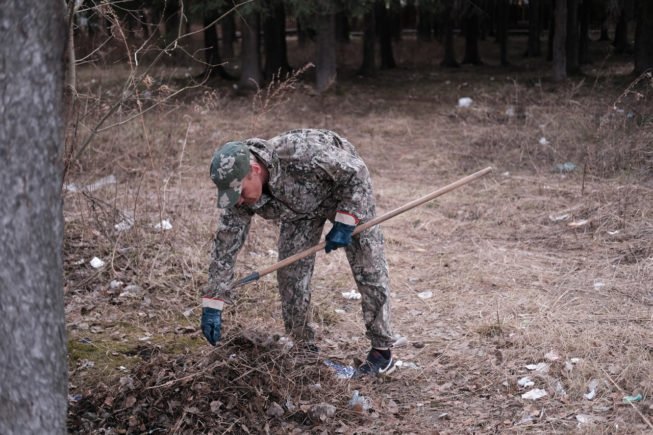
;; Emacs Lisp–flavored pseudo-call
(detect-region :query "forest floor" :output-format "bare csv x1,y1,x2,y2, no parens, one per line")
64,35,652,434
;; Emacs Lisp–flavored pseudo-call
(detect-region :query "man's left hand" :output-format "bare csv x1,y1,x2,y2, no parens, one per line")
326,212,358,253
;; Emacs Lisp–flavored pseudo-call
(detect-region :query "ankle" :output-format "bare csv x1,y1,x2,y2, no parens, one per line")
373,348,391,359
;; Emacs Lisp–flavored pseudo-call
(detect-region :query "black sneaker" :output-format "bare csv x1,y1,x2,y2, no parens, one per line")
356,349,395,377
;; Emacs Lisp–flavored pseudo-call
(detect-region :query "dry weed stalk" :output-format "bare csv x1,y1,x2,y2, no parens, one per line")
249,63,315,130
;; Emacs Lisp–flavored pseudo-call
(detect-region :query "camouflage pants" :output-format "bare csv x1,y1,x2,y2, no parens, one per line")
277,218,393,349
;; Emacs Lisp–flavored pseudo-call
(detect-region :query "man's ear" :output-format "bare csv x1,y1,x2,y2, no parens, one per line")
251,162,262,175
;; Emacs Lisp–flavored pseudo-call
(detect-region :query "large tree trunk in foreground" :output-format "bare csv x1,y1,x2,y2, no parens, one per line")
0,3,68,435
553,0,567,81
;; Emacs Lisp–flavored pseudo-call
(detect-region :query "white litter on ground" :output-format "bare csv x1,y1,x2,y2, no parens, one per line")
90,257,105,269
65,174,117,192
517,377,535,388
521,388,547,400
341,290,361,300
457,97,473,108
154,219,173,231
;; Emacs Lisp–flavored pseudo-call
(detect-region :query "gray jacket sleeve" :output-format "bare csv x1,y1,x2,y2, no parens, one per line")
205,206,253,300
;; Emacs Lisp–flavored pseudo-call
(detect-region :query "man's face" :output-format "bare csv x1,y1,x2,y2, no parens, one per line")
237,167,263,206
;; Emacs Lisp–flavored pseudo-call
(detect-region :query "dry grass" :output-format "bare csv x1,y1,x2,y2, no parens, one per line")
64,35,652,433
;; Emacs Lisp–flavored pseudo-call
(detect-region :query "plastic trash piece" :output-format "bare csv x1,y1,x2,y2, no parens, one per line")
584,379,599,400
341,290,361,300
417,290,433,299
457,97,473,108
525,362,549,373
518,377,535,388
114,218,134,232
348,390,372,412
539,137,550,146
323,359,355,379
553,162,577,173
521,389,547,400
154,219,173,231
622,394,643,404
395,360,418,369
64,174,117,192
90,257,105,268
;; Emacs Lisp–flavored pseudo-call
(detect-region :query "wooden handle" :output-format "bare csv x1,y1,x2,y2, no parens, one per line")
234,166,493,287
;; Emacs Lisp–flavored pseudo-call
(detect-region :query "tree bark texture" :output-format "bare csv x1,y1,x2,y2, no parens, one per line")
613,6,630,54
553,0,567,81
527,0,541,57
579,0,591,64
316,11,337,93
497,0,509,66
358,6,376,76
238,10,263,90
221,7,236,60
566,0,579,74
0,2,67,435
634,0,653,75
462,11,482,65
263,0,291,80
376,0,396,69
416,2,433,41
440,0,459,67
203,11,233,80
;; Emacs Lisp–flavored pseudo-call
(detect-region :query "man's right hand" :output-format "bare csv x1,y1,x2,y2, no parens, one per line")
201,298,224,345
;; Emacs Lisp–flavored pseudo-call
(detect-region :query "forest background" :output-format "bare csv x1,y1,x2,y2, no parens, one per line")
1,0,652,433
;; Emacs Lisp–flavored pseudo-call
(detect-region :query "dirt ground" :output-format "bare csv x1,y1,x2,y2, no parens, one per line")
64,35,652,434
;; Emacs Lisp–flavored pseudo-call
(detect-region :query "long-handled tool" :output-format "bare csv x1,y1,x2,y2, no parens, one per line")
233,166,493,288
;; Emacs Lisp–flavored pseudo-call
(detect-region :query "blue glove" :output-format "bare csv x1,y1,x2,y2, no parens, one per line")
201,298,224,345
325,222,355,253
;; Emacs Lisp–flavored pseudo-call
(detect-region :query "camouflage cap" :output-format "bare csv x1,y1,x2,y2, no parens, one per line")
209,141,251,208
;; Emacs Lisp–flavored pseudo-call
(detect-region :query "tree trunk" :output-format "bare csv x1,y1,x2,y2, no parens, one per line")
527,0,541,57
238,10,263,91
497,0,509,66
358,6,376,76
579,0,591,64
547,0,555,61
163,0,181,46
221,7,236,60
316,11,337,93
566,0,580,74
204,11,234,79
335,9,350,42
634,0,653,75
553,0,567,81
441,0,459,67
462,11,482,65
0,3,67,435
613,6,630,54
416,2,432,41
376,0,396,69
390,0,402,41
263,0,292,80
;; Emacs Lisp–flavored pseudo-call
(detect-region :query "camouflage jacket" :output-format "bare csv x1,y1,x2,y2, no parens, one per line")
206,129,376,299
